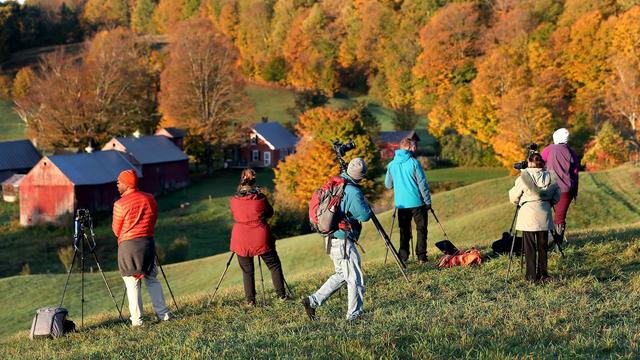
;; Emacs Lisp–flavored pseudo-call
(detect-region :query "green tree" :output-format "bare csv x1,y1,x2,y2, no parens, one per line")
132,0,157,34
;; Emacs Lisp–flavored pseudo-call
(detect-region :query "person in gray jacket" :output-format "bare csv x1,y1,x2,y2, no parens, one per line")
509,152,560,282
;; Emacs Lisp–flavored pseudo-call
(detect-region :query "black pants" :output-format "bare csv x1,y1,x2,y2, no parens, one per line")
398,205,429,261
237,249,286,304
523,231,549,281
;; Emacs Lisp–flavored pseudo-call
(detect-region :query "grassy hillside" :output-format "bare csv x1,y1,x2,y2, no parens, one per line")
0,167,505,277
0,99,24,141
0,165,638,341
1,222,639,358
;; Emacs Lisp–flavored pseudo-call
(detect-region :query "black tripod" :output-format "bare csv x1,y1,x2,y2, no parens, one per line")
332,140,408,282
59,209,124,327
206,252,295,306
506,204,523,275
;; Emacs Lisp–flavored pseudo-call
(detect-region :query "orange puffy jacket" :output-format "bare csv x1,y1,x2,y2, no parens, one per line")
438,249,481,268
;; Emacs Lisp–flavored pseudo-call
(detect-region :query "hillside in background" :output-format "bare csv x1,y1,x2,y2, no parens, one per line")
0,165,637,340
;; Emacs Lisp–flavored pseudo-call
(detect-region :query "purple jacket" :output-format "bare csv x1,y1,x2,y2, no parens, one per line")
541,144,579,196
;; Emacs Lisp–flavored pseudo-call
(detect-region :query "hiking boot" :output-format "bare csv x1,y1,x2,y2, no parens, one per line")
279,294,293,302
418,257,428,264
302,297,318,321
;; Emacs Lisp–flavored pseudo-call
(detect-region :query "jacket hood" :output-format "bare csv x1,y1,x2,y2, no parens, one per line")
521,168,553,194
393,149,413,163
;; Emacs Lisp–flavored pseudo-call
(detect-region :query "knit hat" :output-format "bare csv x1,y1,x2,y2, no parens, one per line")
553,128,569,144
347,157,367,181
118,169,138,189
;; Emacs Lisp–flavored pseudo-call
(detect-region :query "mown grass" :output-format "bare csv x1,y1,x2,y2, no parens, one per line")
0,99,24,141
0,165,638,341
1,223,639,358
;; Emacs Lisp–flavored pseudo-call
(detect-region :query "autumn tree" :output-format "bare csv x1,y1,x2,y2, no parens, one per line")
82,0,130,29
12,67,36,99
274,104,382,211
0,75,11,100
152,0,186,34
14,28,158,149
131,0,157,34
582,122,630,170
160,18,248,174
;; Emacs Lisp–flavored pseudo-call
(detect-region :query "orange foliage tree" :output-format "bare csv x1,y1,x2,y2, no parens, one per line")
274,104,382,211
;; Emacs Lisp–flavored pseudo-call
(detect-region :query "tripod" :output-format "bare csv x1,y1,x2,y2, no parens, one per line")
506,204,522,275
59,209,124,327
206,252,295,306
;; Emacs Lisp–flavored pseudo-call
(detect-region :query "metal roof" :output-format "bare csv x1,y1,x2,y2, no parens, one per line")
157,127,186,138
106,135,189,165
0,139,42,171
253,122,298,150
48,150,142,186
1,174,25,187
379,130,420,144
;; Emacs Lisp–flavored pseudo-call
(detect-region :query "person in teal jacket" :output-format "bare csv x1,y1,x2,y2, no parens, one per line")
303,158,372,322
385,138,432,263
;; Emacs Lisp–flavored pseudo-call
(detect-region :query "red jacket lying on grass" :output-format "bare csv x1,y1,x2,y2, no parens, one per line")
438,249,482,268
229,189,274,257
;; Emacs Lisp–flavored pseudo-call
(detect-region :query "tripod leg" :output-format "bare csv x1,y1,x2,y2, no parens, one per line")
207,252,235,306
121,287,127,316
258,257,266,307
59,249,78,308
155,253,179,312
384,208,397,265
89,250,125,322
81,237,85,328
506,206,520,276
283,277,295,298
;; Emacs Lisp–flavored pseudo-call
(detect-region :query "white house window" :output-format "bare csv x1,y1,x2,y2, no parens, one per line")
263,151,271,166
252,150,259,161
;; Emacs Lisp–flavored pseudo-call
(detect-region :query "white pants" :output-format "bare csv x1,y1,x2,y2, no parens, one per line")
309,238,365,320
122,265,170,326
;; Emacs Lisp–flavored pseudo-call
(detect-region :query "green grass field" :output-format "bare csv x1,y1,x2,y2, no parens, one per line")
0,99,24,141
0,165,638,346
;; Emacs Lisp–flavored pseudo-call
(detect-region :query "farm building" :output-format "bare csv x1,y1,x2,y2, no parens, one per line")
379,130,421,160
225,120,298,168
0,139,42,183
19,151,141,226
102,135,189,194
155,127,186,150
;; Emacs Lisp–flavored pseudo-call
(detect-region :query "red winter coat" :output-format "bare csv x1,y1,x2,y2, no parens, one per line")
229,191,274,257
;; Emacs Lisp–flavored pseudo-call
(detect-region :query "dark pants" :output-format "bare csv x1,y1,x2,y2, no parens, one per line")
398,205,428,262
237,249,286,304
523,231,549,281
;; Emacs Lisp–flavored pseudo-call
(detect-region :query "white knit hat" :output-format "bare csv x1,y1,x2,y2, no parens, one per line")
553,128,569,144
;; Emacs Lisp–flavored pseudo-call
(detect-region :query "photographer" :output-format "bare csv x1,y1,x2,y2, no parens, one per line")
230,168,287,306
384,138,432,263
112,170,171,327
541,128,579,244
508,153,560,282
302,158,372,322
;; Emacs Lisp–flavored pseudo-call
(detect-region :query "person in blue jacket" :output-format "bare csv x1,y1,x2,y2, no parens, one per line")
385,138,432,263
302,158,373,322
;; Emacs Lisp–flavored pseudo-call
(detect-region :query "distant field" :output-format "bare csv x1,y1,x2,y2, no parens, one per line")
0,100,24,141
0,165,638,339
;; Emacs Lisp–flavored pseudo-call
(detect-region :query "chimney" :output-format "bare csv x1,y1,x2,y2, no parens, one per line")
261,116,268,123
133,130,141,138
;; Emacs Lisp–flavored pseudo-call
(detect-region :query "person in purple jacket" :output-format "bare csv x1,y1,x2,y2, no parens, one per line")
541,128,579,244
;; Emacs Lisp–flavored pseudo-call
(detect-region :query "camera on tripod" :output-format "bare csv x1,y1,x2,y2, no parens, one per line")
513,143,539,170
332,140,355,158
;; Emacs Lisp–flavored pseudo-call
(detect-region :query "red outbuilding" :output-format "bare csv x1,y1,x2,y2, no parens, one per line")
102,135,189,195
379,130,421,160
19,150,141,226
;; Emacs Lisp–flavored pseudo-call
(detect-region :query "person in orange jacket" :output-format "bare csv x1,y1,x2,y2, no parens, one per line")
113,169,170,327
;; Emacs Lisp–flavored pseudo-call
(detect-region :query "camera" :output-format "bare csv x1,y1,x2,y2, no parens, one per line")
332,140,355,158
513,143,539,170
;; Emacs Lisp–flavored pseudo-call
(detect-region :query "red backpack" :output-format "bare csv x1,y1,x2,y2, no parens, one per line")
308,176,347,235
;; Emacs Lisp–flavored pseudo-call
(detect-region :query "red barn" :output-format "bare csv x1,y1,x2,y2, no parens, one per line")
225,121,298,168
20,151,141,226
102,135,189,194
155,127,186,150
379,130,421,160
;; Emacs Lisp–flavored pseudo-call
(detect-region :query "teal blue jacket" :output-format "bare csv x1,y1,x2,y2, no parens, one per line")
333,173,373,241
384,150,432,209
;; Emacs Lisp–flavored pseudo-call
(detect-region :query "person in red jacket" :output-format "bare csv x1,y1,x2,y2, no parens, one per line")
113,169,170,326
230,168,287,305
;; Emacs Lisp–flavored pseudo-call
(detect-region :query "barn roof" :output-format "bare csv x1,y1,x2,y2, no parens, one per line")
1,173,25,187
253,122,298,150
48,151,141,186
107,135,188,165
0,139,42,171
379,130,420,144
156,127,186,138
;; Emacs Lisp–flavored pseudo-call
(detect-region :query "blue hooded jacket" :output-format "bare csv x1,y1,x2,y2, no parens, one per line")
384,149,431,209
333,173,373,241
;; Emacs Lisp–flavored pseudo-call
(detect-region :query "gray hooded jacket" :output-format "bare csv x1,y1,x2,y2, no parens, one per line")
508,168,561,232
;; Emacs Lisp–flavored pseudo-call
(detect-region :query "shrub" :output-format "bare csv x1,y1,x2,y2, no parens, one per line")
58,246,75,272
0,75,11,99
166,237,190,263
261,56,287,83
582,122,629,171
20,263,31,276
438,132,499,167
